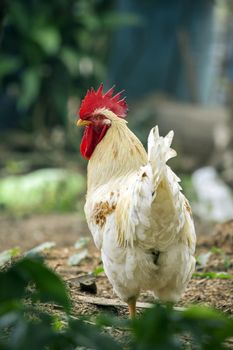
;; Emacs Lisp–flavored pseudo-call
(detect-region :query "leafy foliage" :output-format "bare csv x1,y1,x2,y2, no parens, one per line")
0,257,120,349
0,257,232,349
131,306,233,350
0,0,138,130
0,257,70,311
98,305,233,350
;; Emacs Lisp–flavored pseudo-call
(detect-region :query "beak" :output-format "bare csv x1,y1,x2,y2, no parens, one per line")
76,119,92,127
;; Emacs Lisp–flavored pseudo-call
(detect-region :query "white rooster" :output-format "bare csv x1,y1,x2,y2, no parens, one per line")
77,85,196,317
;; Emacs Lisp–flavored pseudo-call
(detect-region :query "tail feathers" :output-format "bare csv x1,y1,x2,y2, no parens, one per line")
148,126,176,162
148,126,176,187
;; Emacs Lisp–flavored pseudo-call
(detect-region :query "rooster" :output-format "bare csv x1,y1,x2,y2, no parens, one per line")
77,85,196,317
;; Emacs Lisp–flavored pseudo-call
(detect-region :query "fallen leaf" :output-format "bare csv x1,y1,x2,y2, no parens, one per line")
74,237,90,250
25,242,56,257
196,251,212,269
68,249,88,266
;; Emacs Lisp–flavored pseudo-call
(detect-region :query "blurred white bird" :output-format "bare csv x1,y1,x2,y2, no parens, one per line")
192,166,233,222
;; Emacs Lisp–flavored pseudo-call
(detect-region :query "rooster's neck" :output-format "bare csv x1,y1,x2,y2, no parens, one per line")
86,121,147,192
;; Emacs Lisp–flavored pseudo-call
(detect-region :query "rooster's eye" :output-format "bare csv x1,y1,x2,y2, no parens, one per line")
92,115,111,126
95,115,103,121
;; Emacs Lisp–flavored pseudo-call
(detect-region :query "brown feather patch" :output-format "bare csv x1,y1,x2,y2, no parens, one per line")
93,201,116,228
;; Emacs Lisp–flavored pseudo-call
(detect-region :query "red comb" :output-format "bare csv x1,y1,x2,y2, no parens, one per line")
79,84,128,119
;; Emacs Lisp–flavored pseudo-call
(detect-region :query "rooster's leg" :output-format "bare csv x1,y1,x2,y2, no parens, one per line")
127,297,136,318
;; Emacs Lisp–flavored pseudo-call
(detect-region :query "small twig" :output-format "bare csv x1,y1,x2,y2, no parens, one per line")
76,295,186,312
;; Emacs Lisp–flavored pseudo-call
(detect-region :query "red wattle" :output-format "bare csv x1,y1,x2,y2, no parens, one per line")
80,124,110,160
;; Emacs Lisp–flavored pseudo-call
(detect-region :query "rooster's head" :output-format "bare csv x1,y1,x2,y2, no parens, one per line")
76,84,128,159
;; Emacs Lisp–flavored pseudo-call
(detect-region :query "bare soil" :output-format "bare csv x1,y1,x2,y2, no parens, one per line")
0,213,88,251
0,214,232,317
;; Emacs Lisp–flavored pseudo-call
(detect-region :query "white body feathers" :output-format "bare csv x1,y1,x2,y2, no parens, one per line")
85,116,196,304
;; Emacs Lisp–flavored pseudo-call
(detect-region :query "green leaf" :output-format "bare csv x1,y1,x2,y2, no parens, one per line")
182,306,233,346
129,303,233,349
16,259,70,311
0,247,21,267
0,258,70,312
52,315,65,331
92,265,104,277
0,311,20,330
61,47,80,76
19,68,41,108
79,14,101,31
0,300,22,316
193,271,233,279
5,314,63,350
31,27,61,54
0,55,21,77
183,305,225,319
0,267,28,302
68,318,122,350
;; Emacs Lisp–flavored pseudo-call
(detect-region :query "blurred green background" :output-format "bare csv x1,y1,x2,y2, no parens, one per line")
0,0,232,220
0,0,140,133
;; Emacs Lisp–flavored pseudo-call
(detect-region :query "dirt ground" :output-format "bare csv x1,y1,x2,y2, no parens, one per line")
0,213,88,251
0,213,232,318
